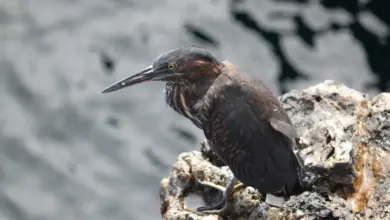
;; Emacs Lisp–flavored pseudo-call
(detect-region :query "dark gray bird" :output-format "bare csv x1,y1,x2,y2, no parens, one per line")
101,47,304,215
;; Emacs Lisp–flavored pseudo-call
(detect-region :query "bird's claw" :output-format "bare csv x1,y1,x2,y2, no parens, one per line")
195,196,228,214
192,177,244,215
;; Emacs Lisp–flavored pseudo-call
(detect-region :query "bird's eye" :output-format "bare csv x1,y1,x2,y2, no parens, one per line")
168,64,177,70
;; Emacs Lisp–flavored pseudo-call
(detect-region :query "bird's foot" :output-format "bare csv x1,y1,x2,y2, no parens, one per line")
194,177,244,215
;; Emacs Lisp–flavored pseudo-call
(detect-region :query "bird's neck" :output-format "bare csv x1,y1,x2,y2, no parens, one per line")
164,78,215,128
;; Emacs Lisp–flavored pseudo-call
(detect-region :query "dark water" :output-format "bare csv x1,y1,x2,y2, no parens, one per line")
0,0,389,219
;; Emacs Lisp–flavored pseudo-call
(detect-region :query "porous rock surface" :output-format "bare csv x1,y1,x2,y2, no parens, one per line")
159,80,390,220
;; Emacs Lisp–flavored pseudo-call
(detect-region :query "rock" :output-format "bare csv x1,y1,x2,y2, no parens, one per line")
159,81,390,220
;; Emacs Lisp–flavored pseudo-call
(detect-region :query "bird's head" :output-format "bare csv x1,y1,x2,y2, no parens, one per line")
101,47,222,94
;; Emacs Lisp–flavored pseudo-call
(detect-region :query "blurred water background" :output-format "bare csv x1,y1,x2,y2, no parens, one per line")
0,0,389,219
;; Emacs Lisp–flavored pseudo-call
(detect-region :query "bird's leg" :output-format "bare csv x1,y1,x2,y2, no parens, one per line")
196,176,244,215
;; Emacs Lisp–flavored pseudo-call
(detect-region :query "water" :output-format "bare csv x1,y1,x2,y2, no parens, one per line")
0,0,388,219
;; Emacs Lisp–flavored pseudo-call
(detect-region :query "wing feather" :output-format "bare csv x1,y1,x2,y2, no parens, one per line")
208,91,300,193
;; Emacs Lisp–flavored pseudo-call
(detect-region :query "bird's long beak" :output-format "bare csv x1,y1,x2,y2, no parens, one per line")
101,65,156,94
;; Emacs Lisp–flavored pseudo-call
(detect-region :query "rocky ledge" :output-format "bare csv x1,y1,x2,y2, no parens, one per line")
159,81,390,220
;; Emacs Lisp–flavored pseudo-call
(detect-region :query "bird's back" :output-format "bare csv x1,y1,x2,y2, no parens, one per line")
202,61,302,195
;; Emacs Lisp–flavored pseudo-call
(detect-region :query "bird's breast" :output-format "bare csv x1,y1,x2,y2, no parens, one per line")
164,83,205,129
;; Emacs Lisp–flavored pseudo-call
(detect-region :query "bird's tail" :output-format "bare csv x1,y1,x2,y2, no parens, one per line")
291,166,305,195
291,138,307,195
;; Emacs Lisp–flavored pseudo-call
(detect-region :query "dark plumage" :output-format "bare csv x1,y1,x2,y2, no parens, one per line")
101,46,304,214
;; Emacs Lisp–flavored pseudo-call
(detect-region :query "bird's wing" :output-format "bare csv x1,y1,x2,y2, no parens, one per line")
250,79,305,169
269,117,304,169
210,62,304,170
269,117,298,141
208,92,300,193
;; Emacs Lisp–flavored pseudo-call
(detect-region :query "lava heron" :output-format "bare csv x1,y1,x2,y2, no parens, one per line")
101,46,304,215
